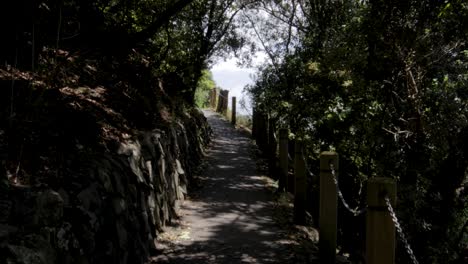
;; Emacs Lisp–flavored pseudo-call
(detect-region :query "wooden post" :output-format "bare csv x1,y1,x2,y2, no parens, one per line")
255,111,262,148
319,152,338,264
252,107,257,139
223,90,229,115
257,112,268,153
268,117,277,176
294,140,306,224
209,89,213,107
287,141,295,194
366,177,396,264
216,92,222,113
278,129,288,192
212,89,217,108
263,114,270,153
231,96,236,125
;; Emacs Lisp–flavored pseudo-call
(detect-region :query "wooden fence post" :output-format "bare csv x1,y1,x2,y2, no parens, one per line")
252,107,257,139
231,96,236,125
255,111,262,148
278,129,288,192
216,91,222,113
256,112,268,153
223,90,229,115
264,114,270,153
366,177,396,264
268,118,277,176
224,91,229,116
216,90,229,115
212,89,217,108
319,152,338,264
294,140,306,224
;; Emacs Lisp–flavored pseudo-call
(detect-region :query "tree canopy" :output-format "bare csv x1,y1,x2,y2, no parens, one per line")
0,0,259,104
1,0,467,263
245,1,468,263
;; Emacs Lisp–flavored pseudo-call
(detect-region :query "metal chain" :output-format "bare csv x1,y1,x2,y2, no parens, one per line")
330,163,367,216
292,153,367,216
273,130,278,142
287,152,315,177
301,154,316,177
384,196,419,264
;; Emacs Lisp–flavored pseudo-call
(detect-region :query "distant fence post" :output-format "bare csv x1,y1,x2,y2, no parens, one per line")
211,89,217,108
255,111,262,148
231,96,236,125
366,177,396,264
216,90,229,115
294,140,306,224
222,90,228,115
267,117,277,176
256,112,268,152
319,152,338,264
278,129,288,192
216,91,222,113
252,107,257,139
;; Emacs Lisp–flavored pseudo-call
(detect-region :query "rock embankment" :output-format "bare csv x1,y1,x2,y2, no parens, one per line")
0,109,211,264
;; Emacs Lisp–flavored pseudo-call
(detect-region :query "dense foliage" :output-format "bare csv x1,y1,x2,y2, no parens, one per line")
195,70,216,108
245,0,467,263
1,0,466,263
0,0,260,104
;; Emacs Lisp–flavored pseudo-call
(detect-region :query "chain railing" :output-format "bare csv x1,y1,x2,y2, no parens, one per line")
301,154,316,177
385,196,420,264
297,152,366,216
251,119,420,263
330,163,367,216
328,155,419,263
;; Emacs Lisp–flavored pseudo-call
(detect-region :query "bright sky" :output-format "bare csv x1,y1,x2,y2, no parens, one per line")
209,6,297,116
210,53,267,116
211,59,254,115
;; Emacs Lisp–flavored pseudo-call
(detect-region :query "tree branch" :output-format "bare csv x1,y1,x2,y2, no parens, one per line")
242,10,280,73
132,0,195,45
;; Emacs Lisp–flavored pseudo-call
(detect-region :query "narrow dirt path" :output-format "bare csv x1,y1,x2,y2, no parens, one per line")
152,110,298,263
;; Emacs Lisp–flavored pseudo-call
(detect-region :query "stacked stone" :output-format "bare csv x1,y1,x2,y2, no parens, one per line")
0,109,211,264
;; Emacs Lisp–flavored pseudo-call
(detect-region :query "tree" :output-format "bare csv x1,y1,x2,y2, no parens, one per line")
246,1,468,262
194,69,216,108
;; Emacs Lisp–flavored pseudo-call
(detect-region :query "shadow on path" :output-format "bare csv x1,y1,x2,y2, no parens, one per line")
151,110,299,263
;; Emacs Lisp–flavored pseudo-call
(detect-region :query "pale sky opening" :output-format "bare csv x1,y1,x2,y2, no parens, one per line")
211,52,267,116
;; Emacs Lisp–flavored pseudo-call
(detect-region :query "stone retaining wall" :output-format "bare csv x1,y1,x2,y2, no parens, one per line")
0,109,211,264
